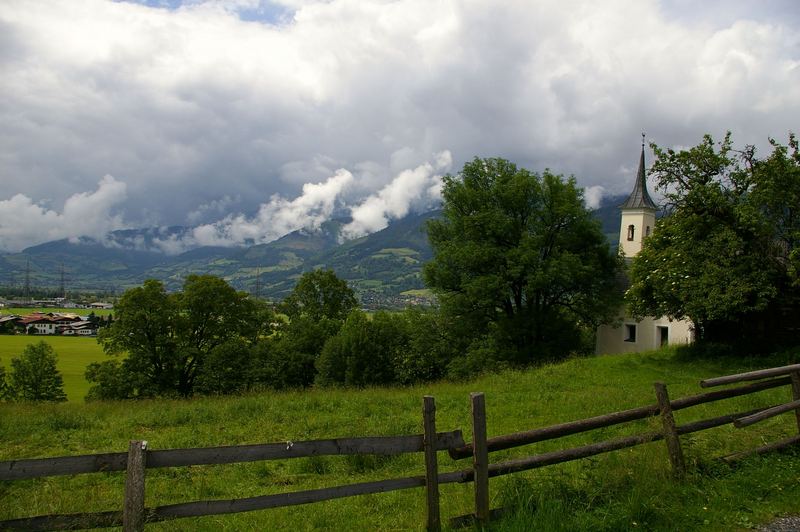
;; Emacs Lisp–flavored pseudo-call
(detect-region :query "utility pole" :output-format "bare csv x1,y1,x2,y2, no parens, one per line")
24,259,31,302
59,262,66,299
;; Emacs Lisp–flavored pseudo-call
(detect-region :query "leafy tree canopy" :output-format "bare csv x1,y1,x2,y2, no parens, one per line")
626,133,800,348
316,310,409,387
280,269,358,322
424,157,621,364
9,341,67,402
94,275,261,397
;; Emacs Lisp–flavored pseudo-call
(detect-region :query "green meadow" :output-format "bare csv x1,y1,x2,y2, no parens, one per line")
2,347,800,530
0,336,106,401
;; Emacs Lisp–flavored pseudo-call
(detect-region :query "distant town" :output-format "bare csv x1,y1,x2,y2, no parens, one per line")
0,298,114,336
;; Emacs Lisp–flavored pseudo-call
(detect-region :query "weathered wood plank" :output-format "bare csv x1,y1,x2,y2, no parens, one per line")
459,431,666,481
722,435,800,463
791,372,800,433
0,452,127,481
0,471,472,530
448,403,659,459
147,476,428,520
0,431,465,481
654,382,685,478
471,393,490,523
147,431,465,468
733,401,800,428
0,511,121,531
676,407,766,435
700,364,800,388
671,377,790,410
123,440,147,532
422,396,440,532
448,377,790,460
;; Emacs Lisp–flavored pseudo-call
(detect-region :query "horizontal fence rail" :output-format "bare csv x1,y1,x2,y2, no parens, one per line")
700,363,800,388
3,363,800,530
0,431,464,481
734,400,800,428
449,376,791,460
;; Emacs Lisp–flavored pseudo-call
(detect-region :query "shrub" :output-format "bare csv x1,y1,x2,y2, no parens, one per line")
316,311,408,387
194,340,255,395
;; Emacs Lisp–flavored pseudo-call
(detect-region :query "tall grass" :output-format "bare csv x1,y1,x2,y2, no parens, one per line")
2,347,800,530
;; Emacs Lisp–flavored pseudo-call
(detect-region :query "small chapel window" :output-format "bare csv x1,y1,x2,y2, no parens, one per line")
627,225,635,241
624,324,637,342
646,226,651,237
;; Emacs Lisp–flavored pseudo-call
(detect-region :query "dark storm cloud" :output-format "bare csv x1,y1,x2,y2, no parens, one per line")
0,0,798,251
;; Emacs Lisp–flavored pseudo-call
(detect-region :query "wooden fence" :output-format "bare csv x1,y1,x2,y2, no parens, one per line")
2,363,800,531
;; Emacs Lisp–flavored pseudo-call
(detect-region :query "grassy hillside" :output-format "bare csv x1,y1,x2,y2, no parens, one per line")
0,336,105,401
3,348,800,530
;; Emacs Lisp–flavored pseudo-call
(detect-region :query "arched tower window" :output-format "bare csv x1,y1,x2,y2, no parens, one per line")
627,224,635,241
645,225,651,237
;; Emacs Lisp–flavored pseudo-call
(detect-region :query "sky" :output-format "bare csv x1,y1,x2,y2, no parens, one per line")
0,0,798,253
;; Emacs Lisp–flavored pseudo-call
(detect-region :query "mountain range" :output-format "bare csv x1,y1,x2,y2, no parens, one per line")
0,196,625,307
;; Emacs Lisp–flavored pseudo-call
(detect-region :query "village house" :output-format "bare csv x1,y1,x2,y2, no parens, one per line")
11,312,98,336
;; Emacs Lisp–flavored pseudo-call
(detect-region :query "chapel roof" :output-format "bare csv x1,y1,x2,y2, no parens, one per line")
620,140,658,210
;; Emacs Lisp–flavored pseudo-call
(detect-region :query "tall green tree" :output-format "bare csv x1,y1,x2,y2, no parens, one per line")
424,157,621,364
280,269,358,322
315,310,409,387
93,275,261,397
626,133,800,348
9,341,67,402
173,275,260,394
95,279,179,397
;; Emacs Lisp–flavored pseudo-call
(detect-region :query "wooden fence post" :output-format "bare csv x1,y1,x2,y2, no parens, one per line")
422,396,441,532
790,371,800,434
123,440,147,532
471,392,489,523
654,382,685,479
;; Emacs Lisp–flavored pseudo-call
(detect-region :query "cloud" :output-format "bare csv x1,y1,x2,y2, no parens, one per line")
186,194,240,224
584,186,605,210
0,0,798,249
0,176,128,252
154,168,354,251
341,151,452,239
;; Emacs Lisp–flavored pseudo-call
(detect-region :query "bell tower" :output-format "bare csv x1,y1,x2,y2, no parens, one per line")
619,134,658,257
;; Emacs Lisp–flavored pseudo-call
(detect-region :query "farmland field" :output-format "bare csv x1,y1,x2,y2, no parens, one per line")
0,336,106,401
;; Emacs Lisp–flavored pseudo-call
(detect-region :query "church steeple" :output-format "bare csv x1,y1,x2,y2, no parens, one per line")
618,135,658,258
620,135,658,210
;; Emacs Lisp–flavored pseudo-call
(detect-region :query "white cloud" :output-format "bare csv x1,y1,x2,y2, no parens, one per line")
0,0,798,250
170,168,353,250
341,151,452,239
0,176,128,252
584,186,605,210
186,194,240,224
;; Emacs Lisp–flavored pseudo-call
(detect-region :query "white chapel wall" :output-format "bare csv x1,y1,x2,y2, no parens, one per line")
596,315,693,354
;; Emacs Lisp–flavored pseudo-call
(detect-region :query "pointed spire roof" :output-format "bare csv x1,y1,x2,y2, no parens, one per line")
619,136,658,210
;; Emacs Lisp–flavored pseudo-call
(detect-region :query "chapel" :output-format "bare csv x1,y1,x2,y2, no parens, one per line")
594,139,694,354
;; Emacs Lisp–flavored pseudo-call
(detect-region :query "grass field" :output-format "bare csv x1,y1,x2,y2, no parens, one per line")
3,347,800,530
0,336,106,401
